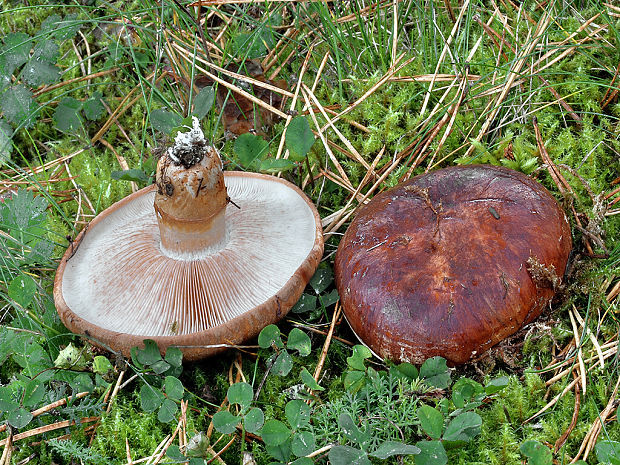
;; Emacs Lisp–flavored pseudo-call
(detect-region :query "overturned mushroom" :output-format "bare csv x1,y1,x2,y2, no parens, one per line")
54,118,324,360
334,165,571,365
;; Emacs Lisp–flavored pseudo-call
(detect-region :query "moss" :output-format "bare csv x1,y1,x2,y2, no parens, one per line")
522,330,556,364
63,147,135,212
90,393,174,461
46,210,73,256
453,370,620,463
0,3,67,36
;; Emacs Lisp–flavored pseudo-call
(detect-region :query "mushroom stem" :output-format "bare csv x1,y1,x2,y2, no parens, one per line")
154,119,229,259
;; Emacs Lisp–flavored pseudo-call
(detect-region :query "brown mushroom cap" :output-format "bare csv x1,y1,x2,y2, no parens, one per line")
54,172,323,361
334,165,572,365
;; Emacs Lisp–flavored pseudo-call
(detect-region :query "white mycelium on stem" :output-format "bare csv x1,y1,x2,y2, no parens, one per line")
167,116,207,166
154,117,229,260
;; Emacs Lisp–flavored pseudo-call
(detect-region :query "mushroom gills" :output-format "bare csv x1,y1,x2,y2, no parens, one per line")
61,176,318,336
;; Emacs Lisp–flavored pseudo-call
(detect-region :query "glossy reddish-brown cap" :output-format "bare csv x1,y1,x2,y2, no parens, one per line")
335,165,572,365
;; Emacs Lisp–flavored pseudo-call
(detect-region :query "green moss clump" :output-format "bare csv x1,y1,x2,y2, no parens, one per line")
62,148,134,212
90,394,174,461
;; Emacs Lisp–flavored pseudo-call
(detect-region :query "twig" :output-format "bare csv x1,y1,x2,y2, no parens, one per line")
571,375,620,463
274,45,315,161
0,418,99,447
0,392,91,434
0,429,12,465
554,372,580,453
33,68,119,97
99,139,137,193
533,117,572,194
313,303,342,384
420,0,471,114
568,307,586,396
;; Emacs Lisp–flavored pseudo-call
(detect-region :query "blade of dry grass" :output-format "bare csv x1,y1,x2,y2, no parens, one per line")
170,39,294,98
262,25,298,72
313,303,342,384
91,71,166,145
476,14,582,124
274,45,315,161
99,139,137,193
568,307,587,396
420,0,471,114
0,432,11,465
391,0,398,66
302,89,354,190
32,68,119,98
320,54,413,131
554,373,581,453
323,147,407,236
0,418,99,447
0,392,91,435
425,66,470,171
343,73,481,83
571,375,620,463
302,83,372,171
533,117,572,194
190,0,330,4
463,11,552,159
324,147,385,234
334,0,394,24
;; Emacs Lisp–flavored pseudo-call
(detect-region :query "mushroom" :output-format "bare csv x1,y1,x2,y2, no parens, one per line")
334,165,571,365
54,118,324,360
